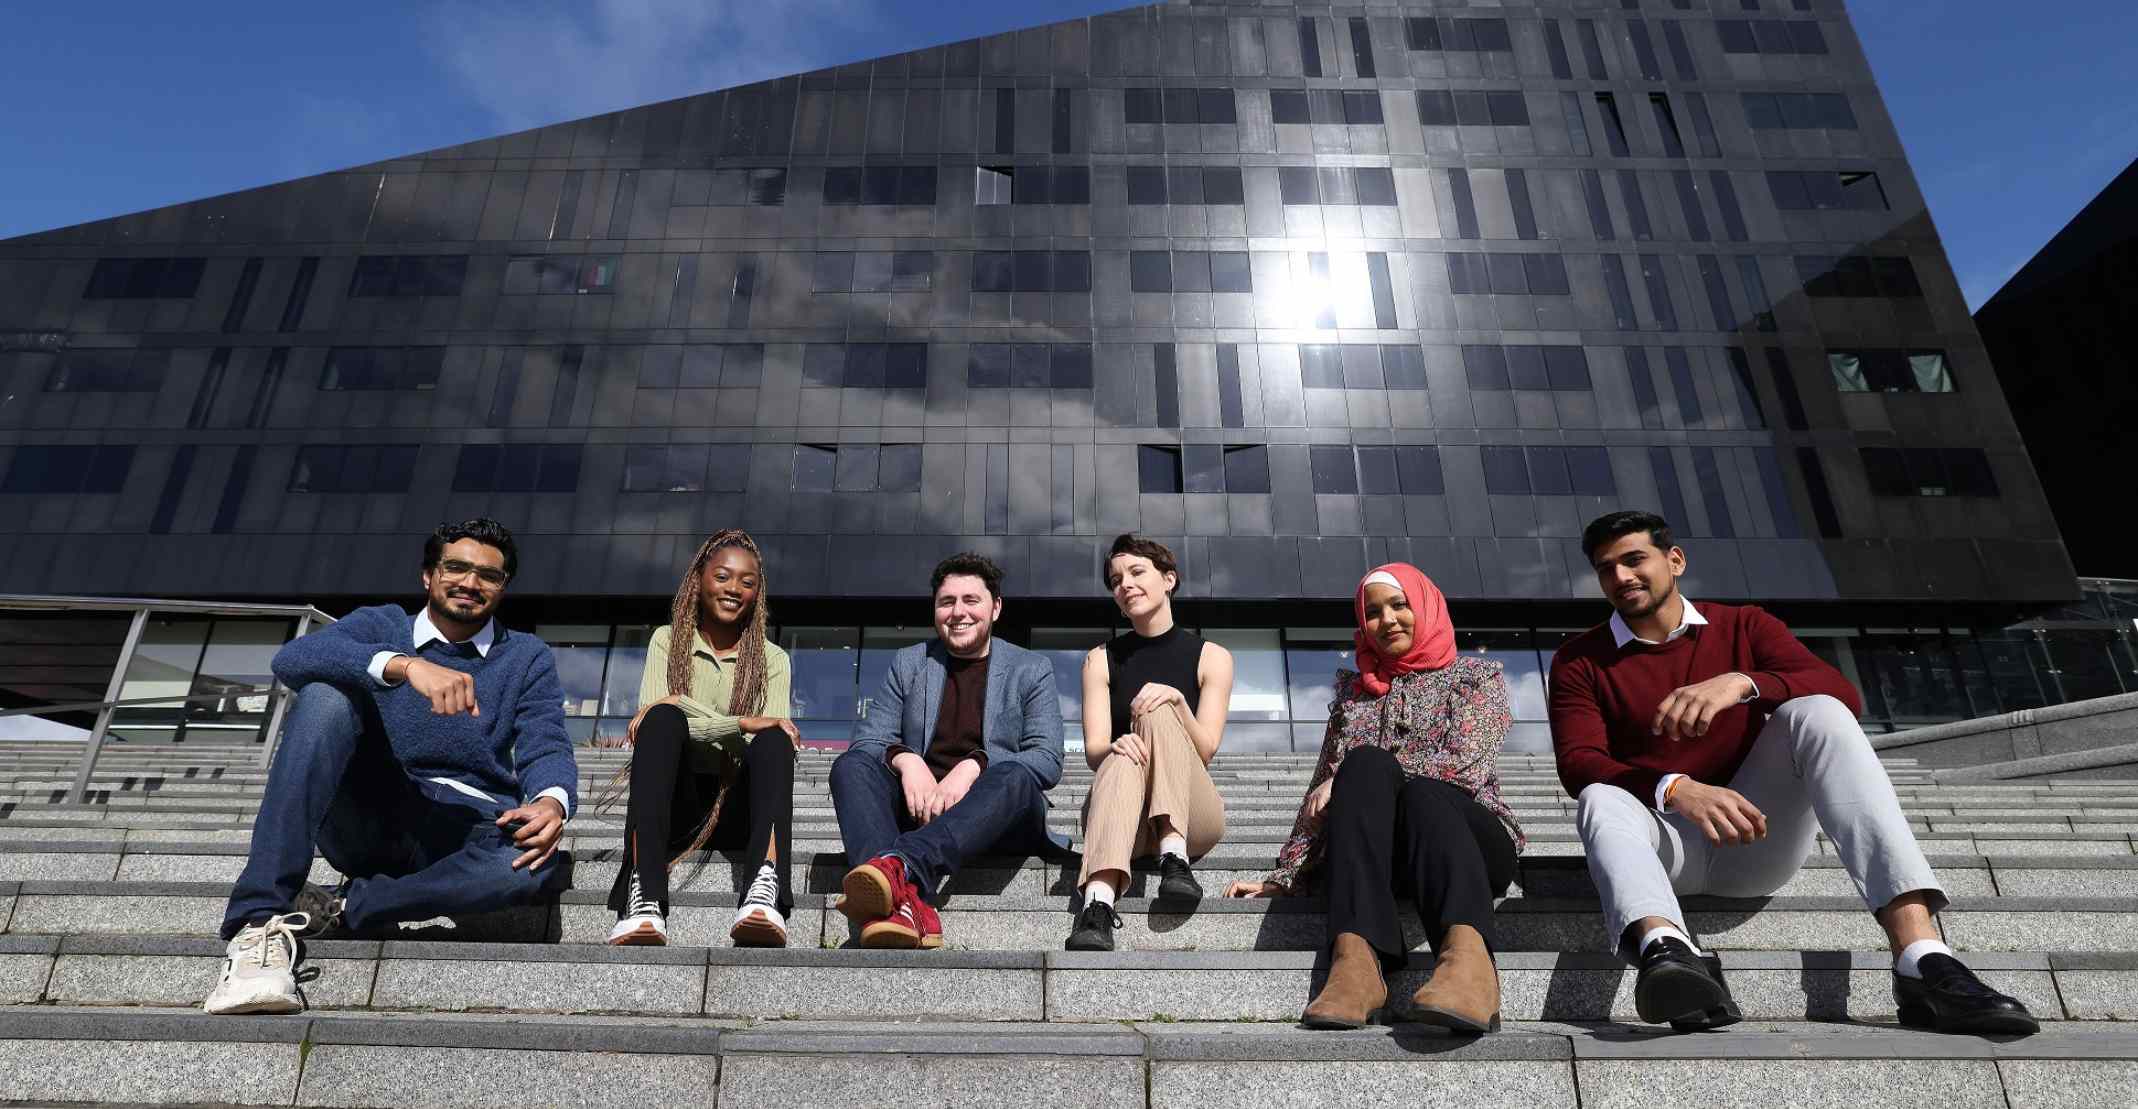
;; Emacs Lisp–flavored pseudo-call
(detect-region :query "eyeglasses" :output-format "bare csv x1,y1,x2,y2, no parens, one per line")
435,559,510,587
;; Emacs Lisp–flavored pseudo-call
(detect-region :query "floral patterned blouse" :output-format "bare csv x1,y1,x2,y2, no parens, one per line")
1265,655,1524,893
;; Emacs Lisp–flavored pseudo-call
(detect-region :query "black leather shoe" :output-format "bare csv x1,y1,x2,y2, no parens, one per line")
1064,901,1122,952
1895,953,2040,1035
1634,938,1742,1030
1155,854,1203,903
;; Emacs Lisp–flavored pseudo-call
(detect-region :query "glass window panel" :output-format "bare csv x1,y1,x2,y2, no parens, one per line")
1909,351,1954,393
1270,90,1311,125
1126,166,1168,205
786,626,861,726
1506,346,1550,390
1138,445,1182,494
1481,445,1530,494
1278,167,1320,205
1205,629,1287,721
1309,446,1359,494
1183,444,1225,494
1457,630,1547,721
1029,628,1109,723
1051,344,1093,389
1355,168,1397,207
1417,90,1457,126
1124,88,1162,125
1130,250,1172,292
1396,446,1444,495
1285,636,1356,721
1199,88,1237,125
793,445,837,492
972,251,1014,293
1202,167,1244,205
1210,252,1252,293
1223,445,1271,494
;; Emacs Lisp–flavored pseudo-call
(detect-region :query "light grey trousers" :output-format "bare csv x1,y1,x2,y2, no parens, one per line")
1574,694,1946,961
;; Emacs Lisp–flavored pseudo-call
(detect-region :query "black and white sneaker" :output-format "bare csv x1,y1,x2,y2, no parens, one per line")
729,862,788,947
1065,901,1123,952
1155,853,1202,903
607,870,668,946
203,912,311,1015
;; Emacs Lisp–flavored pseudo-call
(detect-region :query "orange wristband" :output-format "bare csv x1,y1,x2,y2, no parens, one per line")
1662,776,1685,811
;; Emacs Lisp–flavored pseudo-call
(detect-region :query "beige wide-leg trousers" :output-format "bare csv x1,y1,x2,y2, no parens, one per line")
1077,702,1227,887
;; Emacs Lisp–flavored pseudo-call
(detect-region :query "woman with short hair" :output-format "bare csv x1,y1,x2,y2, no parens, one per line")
1065,534,1233,951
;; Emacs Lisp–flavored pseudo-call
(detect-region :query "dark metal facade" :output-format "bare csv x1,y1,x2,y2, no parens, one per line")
0,0,2075,619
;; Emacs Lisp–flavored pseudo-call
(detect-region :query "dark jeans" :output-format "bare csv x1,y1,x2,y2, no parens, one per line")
1323,745,1517,972
829,747,1049,899
606,703,794,914
221,683,572,940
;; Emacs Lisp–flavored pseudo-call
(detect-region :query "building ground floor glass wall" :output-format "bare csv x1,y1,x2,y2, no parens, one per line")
6,582,2132,756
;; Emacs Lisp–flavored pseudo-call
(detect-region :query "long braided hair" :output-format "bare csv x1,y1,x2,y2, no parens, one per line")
607,529,774,868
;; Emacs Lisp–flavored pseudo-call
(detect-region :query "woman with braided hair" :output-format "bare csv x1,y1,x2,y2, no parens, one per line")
608,529,798,947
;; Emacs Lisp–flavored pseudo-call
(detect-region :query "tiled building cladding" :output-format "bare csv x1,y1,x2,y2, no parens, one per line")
0,0,2078,614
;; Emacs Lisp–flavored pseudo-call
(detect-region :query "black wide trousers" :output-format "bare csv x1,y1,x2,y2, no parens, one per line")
1321,745,1517,971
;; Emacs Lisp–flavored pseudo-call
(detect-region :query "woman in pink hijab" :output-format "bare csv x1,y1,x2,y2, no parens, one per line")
1226,563,1523,1033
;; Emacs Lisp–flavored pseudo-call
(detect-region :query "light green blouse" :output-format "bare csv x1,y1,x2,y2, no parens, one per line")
638,625,793,771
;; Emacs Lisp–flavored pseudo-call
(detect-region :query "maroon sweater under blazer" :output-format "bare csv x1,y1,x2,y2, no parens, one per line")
1547,602,1864,801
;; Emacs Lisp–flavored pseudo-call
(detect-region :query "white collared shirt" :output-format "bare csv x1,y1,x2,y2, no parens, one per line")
1611,599,1758,813
367,612,571,819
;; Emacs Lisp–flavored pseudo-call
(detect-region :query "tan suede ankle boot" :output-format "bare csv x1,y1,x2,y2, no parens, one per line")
1403,924,1501,1033
1302,932,1388,1029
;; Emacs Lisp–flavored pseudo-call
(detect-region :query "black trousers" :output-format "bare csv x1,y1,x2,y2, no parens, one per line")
607,703,794,915
1323,745,1517,971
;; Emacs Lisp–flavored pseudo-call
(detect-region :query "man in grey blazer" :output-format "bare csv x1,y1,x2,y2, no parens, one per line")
830,552,1067,948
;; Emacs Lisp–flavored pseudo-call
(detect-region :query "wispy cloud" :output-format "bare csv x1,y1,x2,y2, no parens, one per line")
424,0,881,134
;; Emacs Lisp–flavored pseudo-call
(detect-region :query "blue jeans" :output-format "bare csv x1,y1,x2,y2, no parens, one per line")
829,749,1051,899
221,683,572,940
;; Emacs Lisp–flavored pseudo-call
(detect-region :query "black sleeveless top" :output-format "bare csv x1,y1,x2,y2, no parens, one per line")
1104,625,1205,739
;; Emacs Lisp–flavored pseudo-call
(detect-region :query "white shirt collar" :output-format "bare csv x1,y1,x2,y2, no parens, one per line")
1609,599,1706,650
413,608,496,657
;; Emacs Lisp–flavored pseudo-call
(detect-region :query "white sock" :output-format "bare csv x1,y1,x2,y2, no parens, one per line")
1158,834,1188,861
1084,878,1116,908
1639,923,1700,956
1894,938,1953,979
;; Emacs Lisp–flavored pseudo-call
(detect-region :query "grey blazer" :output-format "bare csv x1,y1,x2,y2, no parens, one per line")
847,638,1067,811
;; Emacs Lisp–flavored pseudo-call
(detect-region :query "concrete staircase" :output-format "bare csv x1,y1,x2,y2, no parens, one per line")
1,741,2135,1106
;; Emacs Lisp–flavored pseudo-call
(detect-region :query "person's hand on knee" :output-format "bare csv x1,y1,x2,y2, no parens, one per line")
1109,732,1147,767
921,757,982,822
1302,779,1333,826
1128,682,1185,718
891,751,936,824
1668,780,1767,846
499,796,567,870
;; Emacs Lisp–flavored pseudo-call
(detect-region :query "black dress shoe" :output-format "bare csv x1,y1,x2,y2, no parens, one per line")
1064,901,1122,952
1633,938,1743,1030
1894,953,2040,1035
1155,854,1203,903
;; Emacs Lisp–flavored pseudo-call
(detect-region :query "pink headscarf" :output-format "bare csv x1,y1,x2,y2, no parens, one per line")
1352,562,1458,698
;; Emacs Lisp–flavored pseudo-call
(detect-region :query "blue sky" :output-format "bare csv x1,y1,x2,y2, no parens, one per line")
1,1,2131,309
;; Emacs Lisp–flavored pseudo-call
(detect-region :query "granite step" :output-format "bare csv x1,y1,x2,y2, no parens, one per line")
0,1007,2131,1108
5,881,2136,954
4,936,2126,1026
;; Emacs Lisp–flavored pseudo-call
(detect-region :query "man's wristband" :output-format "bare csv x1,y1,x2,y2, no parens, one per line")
1662,776,1687,812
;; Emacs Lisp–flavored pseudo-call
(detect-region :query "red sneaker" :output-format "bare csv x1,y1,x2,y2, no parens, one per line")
910,893,944,950
839,855,907,926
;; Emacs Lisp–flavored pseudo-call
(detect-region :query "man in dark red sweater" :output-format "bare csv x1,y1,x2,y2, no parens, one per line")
1549,511,2036,1036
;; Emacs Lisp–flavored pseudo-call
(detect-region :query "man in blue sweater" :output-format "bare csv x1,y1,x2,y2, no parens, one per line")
205,519,579,1014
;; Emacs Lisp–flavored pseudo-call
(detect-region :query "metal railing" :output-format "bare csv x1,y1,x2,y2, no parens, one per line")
0,594,335,804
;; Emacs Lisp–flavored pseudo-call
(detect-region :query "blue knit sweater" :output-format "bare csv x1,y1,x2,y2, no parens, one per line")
271,604,578,813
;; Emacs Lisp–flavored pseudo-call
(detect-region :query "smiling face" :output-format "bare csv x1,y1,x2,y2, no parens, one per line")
421,537,509,628
933,573,1002,657
1360,583,1416,658
697,545,762,629
1106,554,1176,621
1590,530,1687,621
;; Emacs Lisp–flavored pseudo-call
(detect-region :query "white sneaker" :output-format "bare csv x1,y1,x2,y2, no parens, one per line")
729,862,787,947
203,912,310,1015
607,870,668,946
